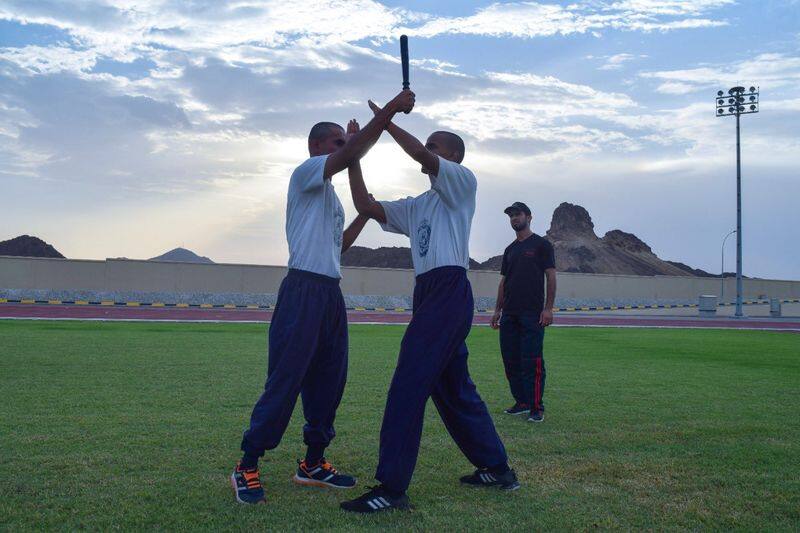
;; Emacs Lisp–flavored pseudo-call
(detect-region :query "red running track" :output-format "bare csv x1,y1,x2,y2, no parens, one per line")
1,304,799,331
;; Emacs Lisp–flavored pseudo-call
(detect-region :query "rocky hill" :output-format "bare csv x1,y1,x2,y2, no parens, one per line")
666,260,735,278
0,235,64,258
342,246,414,269
149,247,214,264
542,203,709,276
342,246,481,269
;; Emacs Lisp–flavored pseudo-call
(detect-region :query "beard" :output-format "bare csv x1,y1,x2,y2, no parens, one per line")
511,221,528,231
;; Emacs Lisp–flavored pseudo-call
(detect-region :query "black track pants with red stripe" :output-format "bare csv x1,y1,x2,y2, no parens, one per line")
499,314,546,411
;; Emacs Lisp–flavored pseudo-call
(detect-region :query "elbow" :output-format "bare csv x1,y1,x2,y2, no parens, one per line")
411,146,428,163
354,200,376,219
353,198,371,215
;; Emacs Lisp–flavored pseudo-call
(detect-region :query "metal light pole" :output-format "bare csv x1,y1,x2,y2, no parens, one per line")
721,229,736,303
716,85,758,318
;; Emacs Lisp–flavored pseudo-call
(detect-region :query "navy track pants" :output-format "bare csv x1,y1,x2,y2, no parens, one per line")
241,269,348,457
499,314,546,411
375,266,508,492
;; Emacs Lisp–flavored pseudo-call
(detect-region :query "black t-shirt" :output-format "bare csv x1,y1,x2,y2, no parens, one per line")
500,234,556,315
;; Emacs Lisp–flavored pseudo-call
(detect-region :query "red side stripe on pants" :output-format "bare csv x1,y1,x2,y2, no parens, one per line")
533,357,542,411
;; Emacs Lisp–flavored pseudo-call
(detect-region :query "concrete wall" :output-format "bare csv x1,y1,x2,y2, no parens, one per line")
1,255,799,301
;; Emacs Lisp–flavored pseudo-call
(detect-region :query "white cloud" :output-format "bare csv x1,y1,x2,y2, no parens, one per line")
0,0,407,51
0,45,100,74
407,1,731,39
414,70,641,158
640,53,800,94
605,1,735,17
597,53,647,70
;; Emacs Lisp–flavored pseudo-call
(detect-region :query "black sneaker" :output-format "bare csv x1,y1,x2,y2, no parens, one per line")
340,485,410,513
294,458,356,489
528,411,544,423
503,403,530,416
460,468,520,491
231,461,266,504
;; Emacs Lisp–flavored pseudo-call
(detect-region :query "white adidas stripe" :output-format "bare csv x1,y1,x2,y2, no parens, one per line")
364,496,392,510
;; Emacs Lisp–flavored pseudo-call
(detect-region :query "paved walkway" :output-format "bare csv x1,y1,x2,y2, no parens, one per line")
2,303,799,331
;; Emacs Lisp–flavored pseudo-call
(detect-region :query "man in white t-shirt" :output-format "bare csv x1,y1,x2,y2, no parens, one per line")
231,90,415,505
340,103,518,514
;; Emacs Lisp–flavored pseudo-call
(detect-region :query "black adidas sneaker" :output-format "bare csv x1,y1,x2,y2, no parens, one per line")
460,468,520,491
528,410,544,423
504,403,531,416
340,485,410,513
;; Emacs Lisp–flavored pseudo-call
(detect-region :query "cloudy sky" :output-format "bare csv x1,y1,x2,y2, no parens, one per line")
1,1,798,279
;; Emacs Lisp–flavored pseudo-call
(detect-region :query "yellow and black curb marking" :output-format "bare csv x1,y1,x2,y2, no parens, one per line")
1,298,797,313
0,298,276,310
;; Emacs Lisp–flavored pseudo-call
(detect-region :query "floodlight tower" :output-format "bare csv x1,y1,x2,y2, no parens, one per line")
715,85,758,318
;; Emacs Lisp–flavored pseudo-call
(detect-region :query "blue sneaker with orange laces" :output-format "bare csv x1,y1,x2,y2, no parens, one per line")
293,458,356,489
230,461,266,504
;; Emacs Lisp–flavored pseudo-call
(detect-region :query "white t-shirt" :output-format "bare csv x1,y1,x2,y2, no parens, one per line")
286,155,345,279
380,156,476,276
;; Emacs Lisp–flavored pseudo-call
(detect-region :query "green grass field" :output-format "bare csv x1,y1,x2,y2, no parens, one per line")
1,320,798,531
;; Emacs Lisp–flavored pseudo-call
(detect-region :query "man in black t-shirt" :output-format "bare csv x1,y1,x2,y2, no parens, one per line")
490,202,557,423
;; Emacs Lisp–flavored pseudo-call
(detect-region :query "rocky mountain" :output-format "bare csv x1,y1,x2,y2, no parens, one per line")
542,203,703,276
666,261,735,278
149,247,214,264
0,235,64,258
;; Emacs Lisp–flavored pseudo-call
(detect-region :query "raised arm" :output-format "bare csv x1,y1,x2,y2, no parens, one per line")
348,159,386,223
368,100,439,176
324,90,415,179
342,213,369,253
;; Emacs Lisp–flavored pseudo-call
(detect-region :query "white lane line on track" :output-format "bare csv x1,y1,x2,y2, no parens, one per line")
1,316,798,331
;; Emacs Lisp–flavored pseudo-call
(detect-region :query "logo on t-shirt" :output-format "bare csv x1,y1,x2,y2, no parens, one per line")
333,205,344,249
416,218,431,257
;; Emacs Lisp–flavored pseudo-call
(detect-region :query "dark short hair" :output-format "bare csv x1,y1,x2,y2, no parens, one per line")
308,122,343,143
432,130,465,163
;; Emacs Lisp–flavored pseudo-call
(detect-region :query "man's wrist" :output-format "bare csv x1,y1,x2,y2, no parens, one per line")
384,99,400,115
